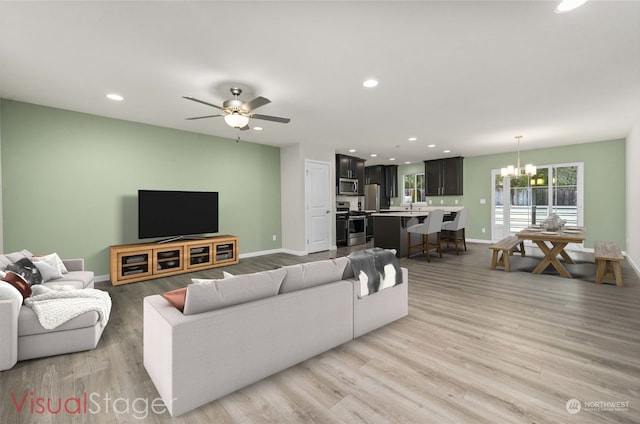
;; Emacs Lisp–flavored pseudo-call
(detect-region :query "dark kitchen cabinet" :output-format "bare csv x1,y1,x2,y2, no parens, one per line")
365,165,384,185
356,159,365,195
366,214,374,242
384,165,398,198
337,154,365,195
337,154,363,179
365,164,398,198
336,215,347,246
424,157,463,196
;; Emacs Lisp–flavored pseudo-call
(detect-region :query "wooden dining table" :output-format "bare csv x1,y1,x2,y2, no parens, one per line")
516,226,586,278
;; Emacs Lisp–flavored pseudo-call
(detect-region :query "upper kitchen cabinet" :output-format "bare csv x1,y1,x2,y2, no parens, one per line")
424,157,463,196
365,164,398,198
356,159,365,195
336,154,365,195
384,165,398,198
337,154,363,179
365,165,384,185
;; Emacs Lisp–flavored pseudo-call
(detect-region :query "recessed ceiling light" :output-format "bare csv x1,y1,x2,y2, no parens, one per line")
253,127,263,131
405,161,411,164
444,150,451,153
370,154,377,157
106,93,123,101
389,158,396,161
349,149,356,153
428,144,436,148
363,79,378,88
556,0,588,13
408,137,417,142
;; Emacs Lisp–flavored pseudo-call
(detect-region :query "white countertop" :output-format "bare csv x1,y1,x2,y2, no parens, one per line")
370,206,463,217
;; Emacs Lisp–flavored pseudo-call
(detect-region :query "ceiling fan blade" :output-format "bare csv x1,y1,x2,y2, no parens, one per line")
242,96,270,112
185,114,223,120
183,96,224,111
250,113,291,124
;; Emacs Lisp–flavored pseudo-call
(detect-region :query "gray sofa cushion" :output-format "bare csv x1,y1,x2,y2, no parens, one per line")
184,268,286,315
49,271,94,289
279,257,351,294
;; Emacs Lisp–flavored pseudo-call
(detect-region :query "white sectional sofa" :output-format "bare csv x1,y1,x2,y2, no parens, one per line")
0,249,102,371
143,254,409,417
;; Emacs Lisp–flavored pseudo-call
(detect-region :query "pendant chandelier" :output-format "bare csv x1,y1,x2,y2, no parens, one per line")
501,135,537,177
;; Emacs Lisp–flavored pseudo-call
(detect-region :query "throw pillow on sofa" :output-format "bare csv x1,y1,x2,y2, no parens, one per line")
183,268,287,315
162,287,187,312
0,249,34,272
32,254,64,282
32,252,68,274
6,257,43,286
2,249,34,265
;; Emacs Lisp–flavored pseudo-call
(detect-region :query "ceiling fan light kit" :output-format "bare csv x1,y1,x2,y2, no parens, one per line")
183,87,290,130
224,112,250,128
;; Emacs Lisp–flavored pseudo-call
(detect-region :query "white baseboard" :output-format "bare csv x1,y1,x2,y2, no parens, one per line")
95,274,110,283
466,238,492,245
238,248,286,259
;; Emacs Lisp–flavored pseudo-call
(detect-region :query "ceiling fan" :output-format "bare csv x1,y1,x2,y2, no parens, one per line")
183,87,290,130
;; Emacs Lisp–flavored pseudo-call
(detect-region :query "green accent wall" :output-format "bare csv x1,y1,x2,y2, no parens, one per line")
464,139,626,248
393,139,626,249
0,100,282,276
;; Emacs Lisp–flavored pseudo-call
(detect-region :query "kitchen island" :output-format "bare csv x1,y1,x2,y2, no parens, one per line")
372,208,463,258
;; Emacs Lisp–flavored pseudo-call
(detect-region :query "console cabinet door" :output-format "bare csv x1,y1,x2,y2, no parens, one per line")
153,247,184,275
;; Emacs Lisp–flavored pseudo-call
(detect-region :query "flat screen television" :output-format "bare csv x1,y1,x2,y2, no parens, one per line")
138,190,219,240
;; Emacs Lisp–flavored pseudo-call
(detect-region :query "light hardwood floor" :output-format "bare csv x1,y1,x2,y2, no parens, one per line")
1,242,639,423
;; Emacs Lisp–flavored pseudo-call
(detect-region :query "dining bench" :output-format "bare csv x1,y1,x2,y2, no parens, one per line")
489,236,526,272
594,241,624,287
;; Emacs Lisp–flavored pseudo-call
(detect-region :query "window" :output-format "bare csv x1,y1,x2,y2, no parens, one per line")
403,172,425,204
491,162,583,240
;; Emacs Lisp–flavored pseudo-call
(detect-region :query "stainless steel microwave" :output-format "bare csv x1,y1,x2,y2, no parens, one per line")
338,178,358,195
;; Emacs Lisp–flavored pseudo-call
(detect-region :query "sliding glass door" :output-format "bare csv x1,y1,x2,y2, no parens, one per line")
491,162,583,241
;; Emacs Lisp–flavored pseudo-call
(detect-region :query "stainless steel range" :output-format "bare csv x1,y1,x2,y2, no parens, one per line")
337,201,367,246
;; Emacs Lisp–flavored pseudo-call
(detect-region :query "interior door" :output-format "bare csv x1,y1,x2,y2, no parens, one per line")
305,160,332,253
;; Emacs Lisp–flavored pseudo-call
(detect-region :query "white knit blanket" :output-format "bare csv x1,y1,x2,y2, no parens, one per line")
24,285,112,330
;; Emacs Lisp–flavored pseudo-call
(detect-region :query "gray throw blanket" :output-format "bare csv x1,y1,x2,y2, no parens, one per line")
348,248,402,297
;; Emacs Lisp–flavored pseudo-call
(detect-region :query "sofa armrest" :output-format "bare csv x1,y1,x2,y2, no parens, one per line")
0,298,21,371
62,258,85,272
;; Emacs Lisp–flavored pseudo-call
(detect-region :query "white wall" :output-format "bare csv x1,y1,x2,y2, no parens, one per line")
0,105,3,253
280,142,336,255
280,143,305,254
626,119,640,274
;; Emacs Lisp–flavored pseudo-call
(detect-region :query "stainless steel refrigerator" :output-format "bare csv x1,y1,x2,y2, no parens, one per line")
364,184,389,212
